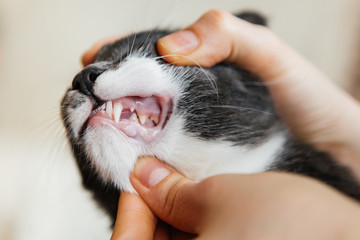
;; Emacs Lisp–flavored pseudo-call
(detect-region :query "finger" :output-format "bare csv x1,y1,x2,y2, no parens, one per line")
130,157,204,234
81,35,122,67
157,9,295,80
111,192,157,240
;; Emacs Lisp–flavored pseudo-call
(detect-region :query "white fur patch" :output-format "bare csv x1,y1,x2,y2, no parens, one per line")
84,126,141,192
64,91,92,139
94,56,179,101
152,117,285,181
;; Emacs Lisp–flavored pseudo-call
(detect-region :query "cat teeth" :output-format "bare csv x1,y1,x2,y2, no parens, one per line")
106,101,113,116
151,117,159,125
113,102,123,123
129,113,138,122
102,101,157,125
100,103,105,111
139,115,147,125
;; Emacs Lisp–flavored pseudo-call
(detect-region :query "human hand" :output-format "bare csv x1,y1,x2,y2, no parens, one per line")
110,192,156,240
110,192,194,240
111,157,360,240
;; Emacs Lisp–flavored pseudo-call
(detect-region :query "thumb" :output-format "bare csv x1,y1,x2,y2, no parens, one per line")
130,157,203,234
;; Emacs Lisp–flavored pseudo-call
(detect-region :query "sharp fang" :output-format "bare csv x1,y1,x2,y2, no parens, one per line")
100,103,105,111
139,115,147,125
130,113,138,122
130,107,135,112
106,101,112,116
114,103,123,123
151,117,159,125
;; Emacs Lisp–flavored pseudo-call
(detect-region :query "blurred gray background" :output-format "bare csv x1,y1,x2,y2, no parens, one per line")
0,0,359,239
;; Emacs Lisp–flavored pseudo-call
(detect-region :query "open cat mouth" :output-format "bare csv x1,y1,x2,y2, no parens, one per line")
87,96,172,143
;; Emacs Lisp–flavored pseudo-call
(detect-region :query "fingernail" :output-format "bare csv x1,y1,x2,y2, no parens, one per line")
133,157,171,188
158,30,199,54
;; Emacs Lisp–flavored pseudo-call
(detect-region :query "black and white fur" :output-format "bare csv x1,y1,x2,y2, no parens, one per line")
61,13,360,223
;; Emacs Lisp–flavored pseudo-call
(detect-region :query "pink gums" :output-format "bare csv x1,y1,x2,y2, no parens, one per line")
88,96,172,143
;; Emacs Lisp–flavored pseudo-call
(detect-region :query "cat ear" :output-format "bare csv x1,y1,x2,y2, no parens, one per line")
234,11,267,26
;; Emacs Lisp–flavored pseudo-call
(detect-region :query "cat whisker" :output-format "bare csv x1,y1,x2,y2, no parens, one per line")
129,33,138,57
139,29,157,52
152,54,218,95
209,105,273,116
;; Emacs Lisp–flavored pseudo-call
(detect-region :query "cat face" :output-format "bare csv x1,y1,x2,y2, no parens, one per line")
61,30,284,192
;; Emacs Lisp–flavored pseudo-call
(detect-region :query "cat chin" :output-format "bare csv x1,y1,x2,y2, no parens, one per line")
82,114,187,193
84,125,140,193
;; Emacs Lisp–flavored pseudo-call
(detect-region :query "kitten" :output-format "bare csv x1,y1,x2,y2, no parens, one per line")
61,12,360,223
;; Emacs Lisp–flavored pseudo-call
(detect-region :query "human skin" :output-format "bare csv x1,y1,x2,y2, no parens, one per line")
108,156,360,240
127,156,360,240
81,9,360,240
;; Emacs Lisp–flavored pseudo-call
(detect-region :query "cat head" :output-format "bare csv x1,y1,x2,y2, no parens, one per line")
61,12,280,192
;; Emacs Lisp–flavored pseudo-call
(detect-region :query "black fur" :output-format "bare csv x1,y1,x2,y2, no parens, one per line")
61,12,360,226
178,63,282,145
270,140,360,200
235,11,268,26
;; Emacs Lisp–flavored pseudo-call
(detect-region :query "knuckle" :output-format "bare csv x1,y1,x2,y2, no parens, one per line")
200,9,232,31
204,9,228,19
161,177,189,219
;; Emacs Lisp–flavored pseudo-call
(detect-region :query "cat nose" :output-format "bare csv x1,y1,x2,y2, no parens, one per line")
72,66,106,97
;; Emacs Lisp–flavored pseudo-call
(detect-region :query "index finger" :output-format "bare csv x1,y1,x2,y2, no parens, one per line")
156,9,296,80
111,192,157,240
